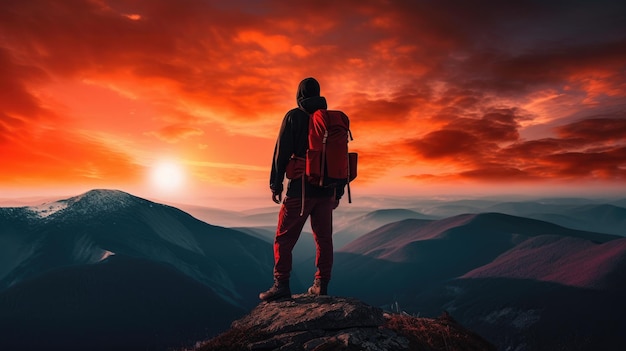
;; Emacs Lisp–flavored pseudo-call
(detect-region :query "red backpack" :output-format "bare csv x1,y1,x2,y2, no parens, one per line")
287,109,357,208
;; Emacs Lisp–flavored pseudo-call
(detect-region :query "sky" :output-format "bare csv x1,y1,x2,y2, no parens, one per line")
1,0,626,209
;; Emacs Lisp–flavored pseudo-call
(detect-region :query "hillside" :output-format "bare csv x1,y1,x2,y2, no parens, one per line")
0,189,274,350
316,212,626,350
333,208,434,249
3,192,626,350
0,255,243,351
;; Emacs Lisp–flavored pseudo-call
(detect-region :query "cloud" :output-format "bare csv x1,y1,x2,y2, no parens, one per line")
411,130,484,160
148,124,204,143
0,48,53,143
404,115,626,182
556,117,626,144
459,167,534,182
0,127,143,185
542,147,626,180
1,0,625,193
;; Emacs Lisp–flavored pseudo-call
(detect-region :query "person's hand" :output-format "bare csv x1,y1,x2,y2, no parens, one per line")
272,190,283,204
333,199,340,210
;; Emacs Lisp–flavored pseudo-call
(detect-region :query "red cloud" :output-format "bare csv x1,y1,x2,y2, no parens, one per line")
0,128,142,185
148,125,204,143
1,0,625,193
411,130,484,160
556,117,626,143
543,147,626,180
459,167,533,181
403,115,626,182
445,110,520,143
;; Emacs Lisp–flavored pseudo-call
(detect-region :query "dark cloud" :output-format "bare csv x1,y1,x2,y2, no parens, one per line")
411,130,485,160
408,107,524,163
543,147,626,180
445,109,521,143
556,117,626,143
501,139,571,159
460,166,533,181
405,115,626,182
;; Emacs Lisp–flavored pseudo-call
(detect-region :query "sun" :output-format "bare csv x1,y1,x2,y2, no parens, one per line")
150,160,186,193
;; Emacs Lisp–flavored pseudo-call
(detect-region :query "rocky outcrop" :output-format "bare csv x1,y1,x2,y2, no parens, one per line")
196,294,496,351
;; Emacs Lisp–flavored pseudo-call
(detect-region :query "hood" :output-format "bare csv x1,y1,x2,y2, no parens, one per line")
296,77,327,113
296,77,320,103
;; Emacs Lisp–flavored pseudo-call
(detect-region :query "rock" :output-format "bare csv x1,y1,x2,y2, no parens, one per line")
234,294,384,333
195,294,496,351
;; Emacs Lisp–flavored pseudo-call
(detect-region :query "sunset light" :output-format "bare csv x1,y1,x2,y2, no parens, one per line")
0,0,624,207
2,3,626,350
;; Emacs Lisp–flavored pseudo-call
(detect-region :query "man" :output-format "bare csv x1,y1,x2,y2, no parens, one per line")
260,77,344,301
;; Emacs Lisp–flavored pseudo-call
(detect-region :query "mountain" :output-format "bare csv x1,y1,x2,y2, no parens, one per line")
167,202,243,228
333,208,434,249
0,189,274,350
232,208,436,287
483,200,577,215
480,201,626,236
462,235,626,290
529,204,626,236
319,212,626,350
417,203,490,218
0,255,244,351
4,192,626,350
197,294,496,351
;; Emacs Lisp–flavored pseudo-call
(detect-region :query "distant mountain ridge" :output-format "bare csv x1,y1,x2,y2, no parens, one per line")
321,211,626,350
3,190,626,350
342,212,616,261
333,208,435,249
482,202,626,236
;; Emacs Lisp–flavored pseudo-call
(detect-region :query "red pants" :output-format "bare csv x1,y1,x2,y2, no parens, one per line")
274,196,334,281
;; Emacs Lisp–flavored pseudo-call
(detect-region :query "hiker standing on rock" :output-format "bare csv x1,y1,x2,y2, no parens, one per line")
260,77,349,301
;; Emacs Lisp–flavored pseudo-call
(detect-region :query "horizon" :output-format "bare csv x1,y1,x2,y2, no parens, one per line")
1,187,625,214
1,1,625,205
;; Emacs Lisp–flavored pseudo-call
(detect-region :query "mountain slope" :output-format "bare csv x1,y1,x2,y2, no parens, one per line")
0,255,243,351
463,235,626,290
324,212,626,351
529,204,626,236
332,213,620,303
480,201,626,236
333,208,434,249
0,189,276,350
1,189,273,309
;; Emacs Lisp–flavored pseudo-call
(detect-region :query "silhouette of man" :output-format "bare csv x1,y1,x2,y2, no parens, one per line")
260,77,344,301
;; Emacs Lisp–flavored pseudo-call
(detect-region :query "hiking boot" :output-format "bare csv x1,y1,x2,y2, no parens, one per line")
259,279,291,301
307,278,329,296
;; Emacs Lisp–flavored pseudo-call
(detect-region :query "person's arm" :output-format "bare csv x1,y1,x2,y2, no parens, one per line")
269,112,294,203
335,185,345,200
332,185,345,209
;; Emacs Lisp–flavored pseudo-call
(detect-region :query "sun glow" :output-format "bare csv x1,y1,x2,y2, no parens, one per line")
150,160,186,194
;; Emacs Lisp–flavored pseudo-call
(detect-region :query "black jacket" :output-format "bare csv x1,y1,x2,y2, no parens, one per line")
269,78,344,199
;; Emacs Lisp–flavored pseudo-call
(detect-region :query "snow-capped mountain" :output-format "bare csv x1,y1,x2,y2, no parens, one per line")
0,189,273,350
3,191,625,350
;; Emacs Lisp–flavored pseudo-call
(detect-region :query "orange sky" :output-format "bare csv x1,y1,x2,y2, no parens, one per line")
1,0,625,207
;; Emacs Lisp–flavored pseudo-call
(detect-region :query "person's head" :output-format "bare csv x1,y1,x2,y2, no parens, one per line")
296,77,320,104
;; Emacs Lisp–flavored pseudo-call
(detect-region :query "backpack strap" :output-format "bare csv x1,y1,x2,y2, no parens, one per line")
300,175,305,216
